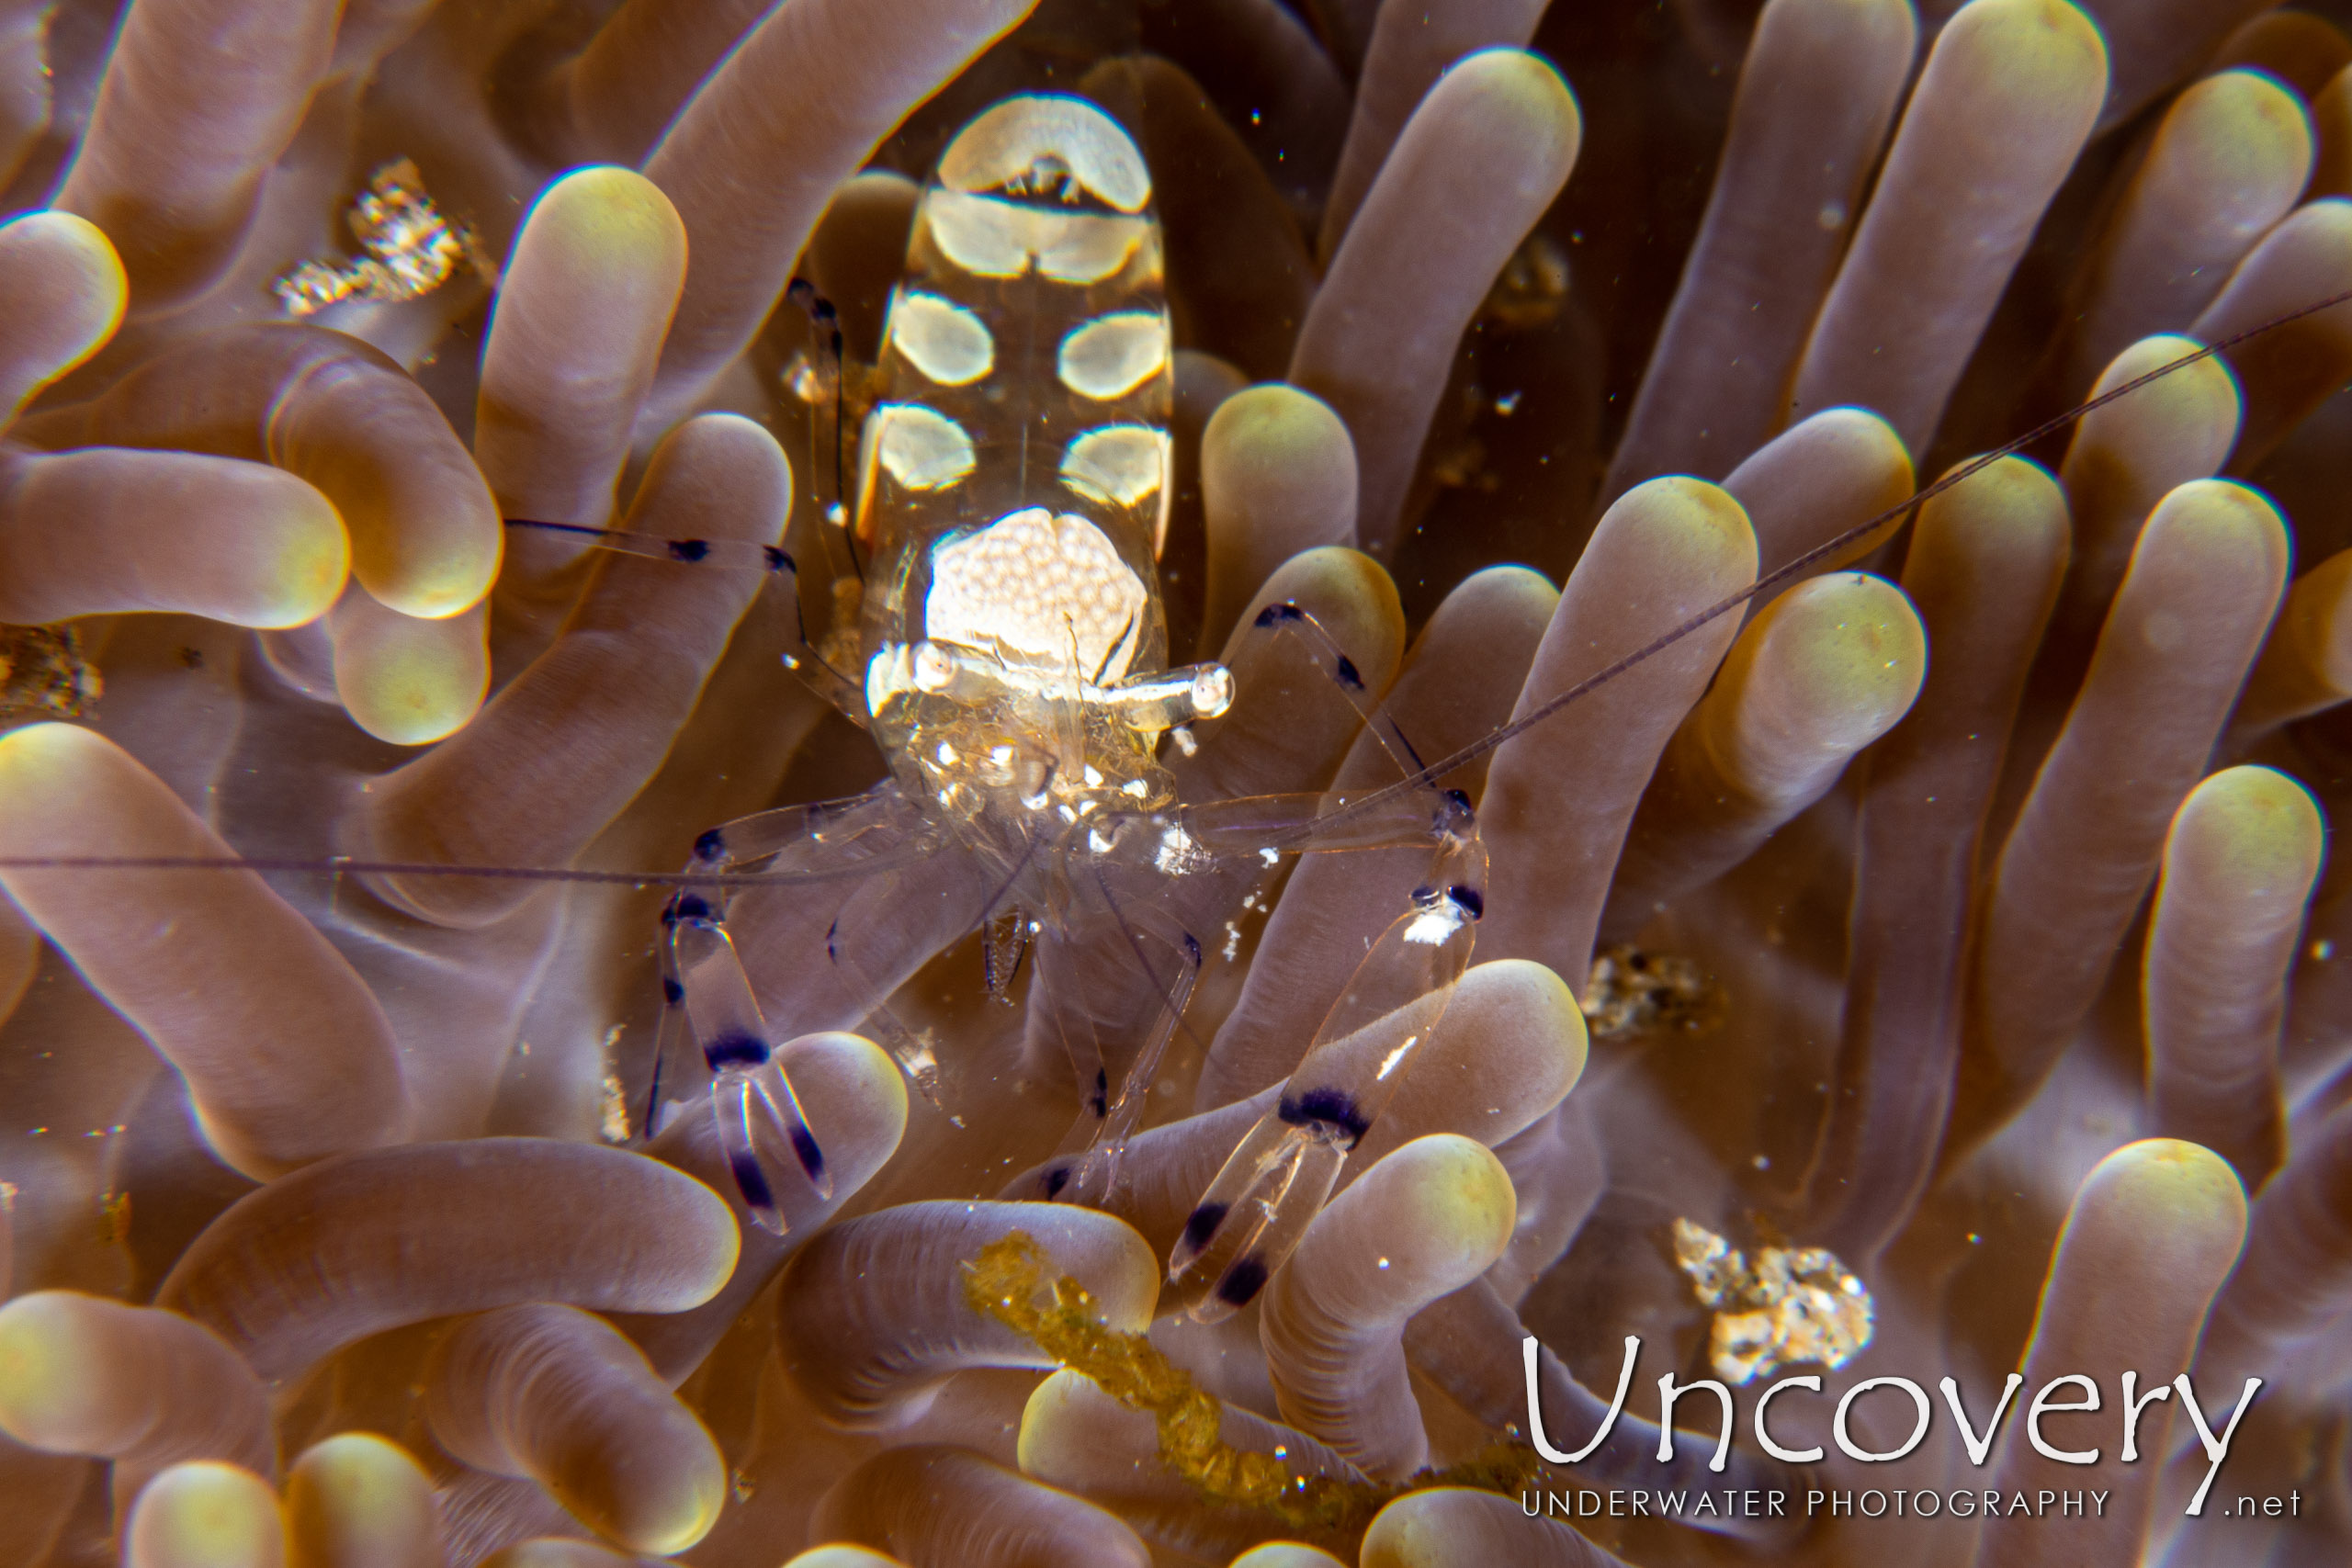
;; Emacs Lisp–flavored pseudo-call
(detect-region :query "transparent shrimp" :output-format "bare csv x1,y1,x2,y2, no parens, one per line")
654,789,946,1228
571,93,1510,1243
605,93,1241,1230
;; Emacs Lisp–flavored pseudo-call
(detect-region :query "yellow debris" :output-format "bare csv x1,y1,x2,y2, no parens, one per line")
963,1231,1545,1549
1671,1218,1874,1384
275,160,469,317
1582,945,1725,1042
0,625,99,718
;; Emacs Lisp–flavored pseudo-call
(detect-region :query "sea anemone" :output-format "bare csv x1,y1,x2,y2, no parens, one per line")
0,0,2349,1565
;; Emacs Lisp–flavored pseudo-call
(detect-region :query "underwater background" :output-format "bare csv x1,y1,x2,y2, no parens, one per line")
0,0,2350,1563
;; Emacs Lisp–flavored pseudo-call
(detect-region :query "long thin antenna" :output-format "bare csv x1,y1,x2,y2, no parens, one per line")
0,854,901,890
1326,285,2352,824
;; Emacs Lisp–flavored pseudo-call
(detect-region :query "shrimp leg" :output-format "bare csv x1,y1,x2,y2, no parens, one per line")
649,784,943,1234
1165,785,1487,1321
1029,874,1205,1205
1024,600,1473,1229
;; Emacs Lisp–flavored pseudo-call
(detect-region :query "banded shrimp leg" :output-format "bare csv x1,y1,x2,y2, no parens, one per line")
1147,600,1503,1323
1023,597,1492,1313
985,552,1409,1203
497,514,942,1234
1023,845,1208,1206
1159,775,1486,1323
503,517,865,716
1021,599,1427,1201
651,786,949,1233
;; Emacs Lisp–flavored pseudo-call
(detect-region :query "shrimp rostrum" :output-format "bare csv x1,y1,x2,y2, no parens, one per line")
639,96,1487,1316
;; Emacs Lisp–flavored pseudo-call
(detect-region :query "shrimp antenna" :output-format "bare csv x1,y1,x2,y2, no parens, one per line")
1339,285,2352,820
497,516,865,703
0,854,906,889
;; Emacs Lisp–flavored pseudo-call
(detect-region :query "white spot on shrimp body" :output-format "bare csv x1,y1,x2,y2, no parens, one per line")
939,95,1152,212
1060,424,1168,508
870,403,976,491
887,290,994,386
1057,311,1170,400
923,506,1148,680
923,193,1149,283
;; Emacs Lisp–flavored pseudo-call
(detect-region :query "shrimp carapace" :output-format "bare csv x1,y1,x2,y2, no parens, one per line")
857,95,1231,823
